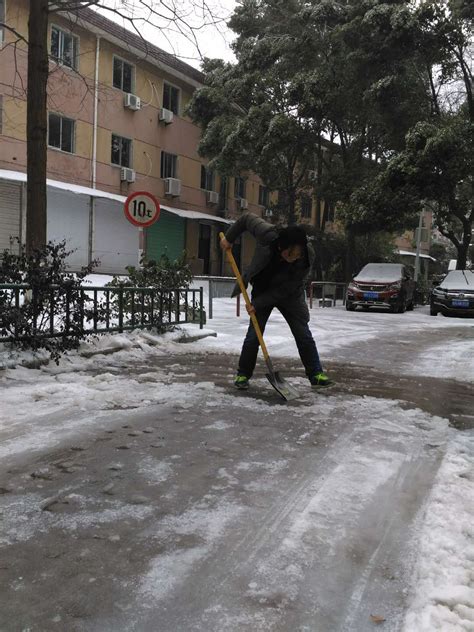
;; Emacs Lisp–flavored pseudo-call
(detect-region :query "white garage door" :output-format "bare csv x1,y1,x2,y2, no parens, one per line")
0,180,21,254
93,198,138,274
47,188,90,269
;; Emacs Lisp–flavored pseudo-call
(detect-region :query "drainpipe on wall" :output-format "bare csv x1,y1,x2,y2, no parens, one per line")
89,35,100,265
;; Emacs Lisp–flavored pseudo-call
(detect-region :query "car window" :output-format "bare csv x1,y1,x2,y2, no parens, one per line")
355,263,403,281
441,270,474,288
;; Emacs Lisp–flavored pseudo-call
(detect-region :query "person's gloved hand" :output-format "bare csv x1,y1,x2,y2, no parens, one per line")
220,236,232,251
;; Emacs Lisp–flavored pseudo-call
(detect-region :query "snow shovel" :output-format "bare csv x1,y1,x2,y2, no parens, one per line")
219,232,300,402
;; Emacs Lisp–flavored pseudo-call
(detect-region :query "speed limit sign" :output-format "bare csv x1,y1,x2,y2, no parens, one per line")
124,191,161,228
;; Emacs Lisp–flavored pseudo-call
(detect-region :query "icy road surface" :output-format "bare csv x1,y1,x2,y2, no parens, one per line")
0,303,473,631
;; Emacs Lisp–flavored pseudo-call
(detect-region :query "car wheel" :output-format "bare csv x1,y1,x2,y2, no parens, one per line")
430,307,438,316
406,301,414,311
346,302,356,311
397,300,406,314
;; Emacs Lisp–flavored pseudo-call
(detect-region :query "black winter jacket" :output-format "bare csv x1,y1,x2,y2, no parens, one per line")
225,213,314,313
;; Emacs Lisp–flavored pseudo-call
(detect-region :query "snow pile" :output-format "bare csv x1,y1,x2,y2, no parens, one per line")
404,431,474,632
411,340,474,384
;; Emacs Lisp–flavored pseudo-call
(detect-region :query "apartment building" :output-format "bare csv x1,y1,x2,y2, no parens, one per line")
0,0,268,275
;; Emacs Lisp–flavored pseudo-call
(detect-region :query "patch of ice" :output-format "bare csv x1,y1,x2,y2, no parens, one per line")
138,457,174,485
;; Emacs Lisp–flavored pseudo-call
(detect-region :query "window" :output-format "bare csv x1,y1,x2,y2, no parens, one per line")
113,57,133,93
326,201,335,223
48,113,75,153
51,26,78,70
258,185,269,207
234,176,246,199
300,195,312,218
0,0,5,47
200,166,215,191
163,83,179,115
111,134,132,168
160,151,177,178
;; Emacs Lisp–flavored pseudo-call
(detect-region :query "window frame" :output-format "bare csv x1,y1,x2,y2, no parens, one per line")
50,24,79,71
162,82,180,116
258,185,269,207
300,194,312,219
111,133,133,168
234,176,246,199
160,151,178,179
112,55,135,93
200,165,215,191
0,0,5,48
48,112,76,154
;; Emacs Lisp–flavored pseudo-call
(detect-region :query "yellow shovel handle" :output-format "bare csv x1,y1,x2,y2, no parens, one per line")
219,232,270,363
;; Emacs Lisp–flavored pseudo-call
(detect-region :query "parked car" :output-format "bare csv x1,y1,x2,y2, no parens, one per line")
430,270,474,317
346,263,415,313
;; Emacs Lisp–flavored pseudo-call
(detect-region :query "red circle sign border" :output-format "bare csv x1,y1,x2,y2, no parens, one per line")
124,191,161,228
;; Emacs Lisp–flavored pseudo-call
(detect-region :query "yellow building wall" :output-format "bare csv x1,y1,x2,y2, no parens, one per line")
4,0,29,39
3,98,27,140
74,122,93,159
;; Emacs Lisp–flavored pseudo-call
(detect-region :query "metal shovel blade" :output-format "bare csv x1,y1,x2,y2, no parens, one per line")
265,371,300,401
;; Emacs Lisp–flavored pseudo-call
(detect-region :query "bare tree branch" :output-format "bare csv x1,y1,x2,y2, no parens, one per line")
0,22,29,45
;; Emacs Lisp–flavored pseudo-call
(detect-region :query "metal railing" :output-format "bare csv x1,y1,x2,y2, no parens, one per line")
0,284,204,343
191,276,236,319
309,282,348,308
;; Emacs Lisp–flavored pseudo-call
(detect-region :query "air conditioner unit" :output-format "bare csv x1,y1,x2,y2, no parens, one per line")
307,170,317,180
123,93,141,111
264,208,273,218
158,108,174,124
239,198,248,210
206,190,219,205
120,167,136,183
165,177,181,197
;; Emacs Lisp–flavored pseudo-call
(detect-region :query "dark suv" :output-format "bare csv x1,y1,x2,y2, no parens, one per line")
346,263,415,313
430,270,474,317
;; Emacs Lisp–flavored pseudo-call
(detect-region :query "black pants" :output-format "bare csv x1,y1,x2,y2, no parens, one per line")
237,302,323,379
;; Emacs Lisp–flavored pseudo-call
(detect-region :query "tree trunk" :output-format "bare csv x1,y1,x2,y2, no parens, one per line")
287,188,297,225
26,0,49,254
344,225,356,282
456,239,470,269
315,197,322,229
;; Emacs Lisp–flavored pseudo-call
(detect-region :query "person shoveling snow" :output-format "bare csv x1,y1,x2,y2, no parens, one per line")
220,213,333,397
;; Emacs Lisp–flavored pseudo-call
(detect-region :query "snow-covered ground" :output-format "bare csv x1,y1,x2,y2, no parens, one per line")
1,282,473,631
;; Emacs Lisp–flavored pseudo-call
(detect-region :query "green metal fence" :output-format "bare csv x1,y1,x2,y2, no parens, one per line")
0,284,204,343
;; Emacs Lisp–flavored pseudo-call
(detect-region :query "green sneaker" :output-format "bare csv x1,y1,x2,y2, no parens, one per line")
234,375,249,390
310,372,334,388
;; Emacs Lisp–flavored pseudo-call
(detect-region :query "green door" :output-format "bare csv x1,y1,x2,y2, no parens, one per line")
146,210,185,262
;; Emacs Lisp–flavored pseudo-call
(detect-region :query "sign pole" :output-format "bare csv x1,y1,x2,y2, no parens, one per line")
138,226,144,267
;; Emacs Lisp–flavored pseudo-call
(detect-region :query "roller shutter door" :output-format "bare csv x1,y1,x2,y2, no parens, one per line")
93,198,138,274
146,210,185,262
47,189,90,269
0,181,21,254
